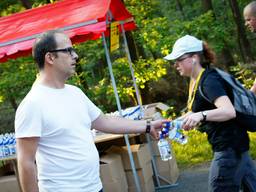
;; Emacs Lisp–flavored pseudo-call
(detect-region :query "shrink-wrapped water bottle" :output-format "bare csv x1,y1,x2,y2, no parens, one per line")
3,135,10,157
0,132,16,158
157,132,172,161
162,119,188,145
0,135,3,158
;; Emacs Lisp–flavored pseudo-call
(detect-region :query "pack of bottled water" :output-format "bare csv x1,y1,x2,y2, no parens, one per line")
0,132,16,159
161,119,188,145
107,105,144,120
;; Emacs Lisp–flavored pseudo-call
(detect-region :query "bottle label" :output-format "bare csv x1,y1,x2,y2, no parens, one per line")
158,140,172,161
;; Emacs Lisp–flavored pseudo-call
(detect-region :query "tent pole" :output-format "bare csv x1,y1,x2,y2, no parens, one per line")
120,23,162,187
120,23,142,107
102,32,142,192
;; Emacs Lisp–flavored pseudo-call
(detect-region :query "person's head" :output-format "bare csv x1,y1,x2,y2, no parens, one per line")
163,35,215,77
32,30,78,78
244,1,256,32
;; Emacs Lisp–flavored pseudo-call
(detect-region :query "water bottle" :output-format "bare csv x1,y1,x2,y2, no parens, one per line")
10,132,16,155
157,132,172,161
163,119,188,145
8,135,15,156
3,135,10,157
0,135,3,158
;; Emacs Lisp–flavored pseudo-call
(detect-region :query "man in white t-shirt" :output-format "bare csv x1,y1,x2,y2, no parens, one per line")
15,30,167,192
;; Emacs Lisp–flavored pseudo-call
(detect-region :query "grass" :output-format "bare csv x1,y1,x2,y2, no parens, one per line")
172,130,256,169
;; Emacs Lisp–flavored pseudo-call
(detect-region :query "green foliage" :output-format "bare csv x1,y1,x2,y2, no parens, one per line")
229,63,256,89
249,132,256,158
172,130,212,168
0,57,36,103
173,130,256,168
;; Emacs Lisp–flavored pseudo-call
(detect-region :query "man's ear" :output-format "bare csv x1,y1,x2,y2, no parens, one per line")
45,52,54,65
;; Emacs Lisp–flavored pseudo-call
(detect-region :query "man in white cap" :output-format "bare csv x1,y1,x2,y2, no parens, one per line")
244,1,256,94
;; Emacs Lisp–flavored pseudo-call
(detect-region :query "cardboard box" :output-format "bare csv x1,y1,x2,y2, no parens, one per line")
128,177,155,192
143,102,169,119
154,155,179,184
149,140,176,157
100,153,125,183
148,140,161,156
102,174,128,192
100,153,128,192
0,175,19,192
107,144,151,170
125,161,153,186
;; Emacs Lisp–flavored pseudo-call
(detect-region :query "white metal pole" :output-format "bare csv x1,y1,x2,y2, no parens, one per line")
102,32,141,192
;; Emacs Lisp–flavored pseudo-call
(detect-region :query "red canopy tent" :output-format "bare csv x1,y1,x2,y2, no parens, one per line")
0,0,135,62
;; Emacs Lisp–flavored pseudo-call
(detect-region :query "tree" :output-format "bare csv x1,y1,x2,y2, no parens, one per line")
228,0,253,63
201,0,215,18
19,0,32,9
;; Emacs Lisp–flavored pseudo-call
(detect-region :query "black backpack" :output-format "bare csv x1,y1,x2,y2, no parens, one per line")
199,68,256,132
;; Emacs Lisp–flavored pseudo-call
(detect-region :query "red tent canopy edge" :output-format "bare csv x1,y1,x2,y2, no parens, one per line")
0,0,136,63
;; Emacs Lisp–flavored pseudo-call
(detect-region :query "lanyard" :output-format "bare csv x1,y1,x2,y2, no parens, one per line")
187,68,205,111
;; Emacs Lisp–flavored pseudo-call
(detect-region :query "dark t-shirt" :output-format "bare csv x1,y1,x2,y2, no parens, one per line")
192,68,249,153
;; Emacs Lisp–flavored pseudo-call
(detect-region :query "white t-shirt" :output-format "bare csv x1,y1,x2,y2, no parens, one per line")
15,83,102,192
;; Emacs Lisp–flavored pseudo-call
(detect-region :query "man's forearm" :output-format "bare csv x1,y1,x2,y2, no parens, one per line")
96,115,147,134
18,160,38,192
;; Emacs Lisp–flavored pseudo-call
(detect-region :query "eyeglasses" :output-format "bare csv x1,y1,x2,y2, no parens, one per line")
49,47,76,56
174,54,191,64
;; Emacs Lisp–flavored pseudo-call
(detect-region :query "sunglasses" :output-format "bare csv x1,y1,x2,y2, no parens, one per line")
49,47,76,56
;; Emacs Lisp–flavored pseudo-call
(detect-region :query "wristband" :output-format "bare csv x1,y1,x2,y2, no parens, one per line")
145,120,151,133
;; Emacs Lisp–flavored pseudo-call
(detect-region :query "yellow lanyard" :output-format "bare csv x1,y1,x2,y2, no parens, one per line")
187,68,205,111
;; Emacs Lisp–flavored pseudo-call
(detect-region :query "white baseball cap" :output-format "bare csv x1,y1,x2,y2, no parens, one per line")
164,35,203,60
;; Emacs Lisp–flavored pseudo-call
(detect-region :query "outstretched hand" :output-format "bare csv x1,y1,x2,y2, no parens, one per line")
149,119,170,139
182,112,202,130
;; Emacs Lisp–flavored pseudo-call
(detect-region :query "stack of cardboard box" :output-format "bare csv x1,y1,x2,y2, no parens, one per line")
150,140,179,185
107,144,155,192
100,153,128,192
143,102,170,120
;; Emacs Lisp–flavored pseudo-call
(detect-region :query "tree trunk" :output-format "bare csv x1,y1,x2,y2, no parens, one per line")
228,0,253,63
125,31,139,62
201,0,234,67
9,96,18,111
201,0,215,18
19,0,32,9
176,0,186,20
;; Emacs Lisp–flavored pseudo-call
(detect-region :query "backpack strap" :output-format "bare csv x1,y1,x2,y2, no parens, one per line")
198,68,214,104
198,85,211,103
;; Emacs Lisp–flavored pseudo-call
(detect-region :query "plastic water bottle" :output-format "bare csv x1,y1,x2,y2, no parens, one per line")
0,135,3,158
3,135,10,157
157,132,172,161
163,120,188,145
8,136,15,156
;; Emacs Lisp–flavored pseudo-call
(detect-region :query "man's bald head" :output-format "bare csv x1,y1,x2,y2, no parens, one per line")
244,1,256,17
244,1,256,32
